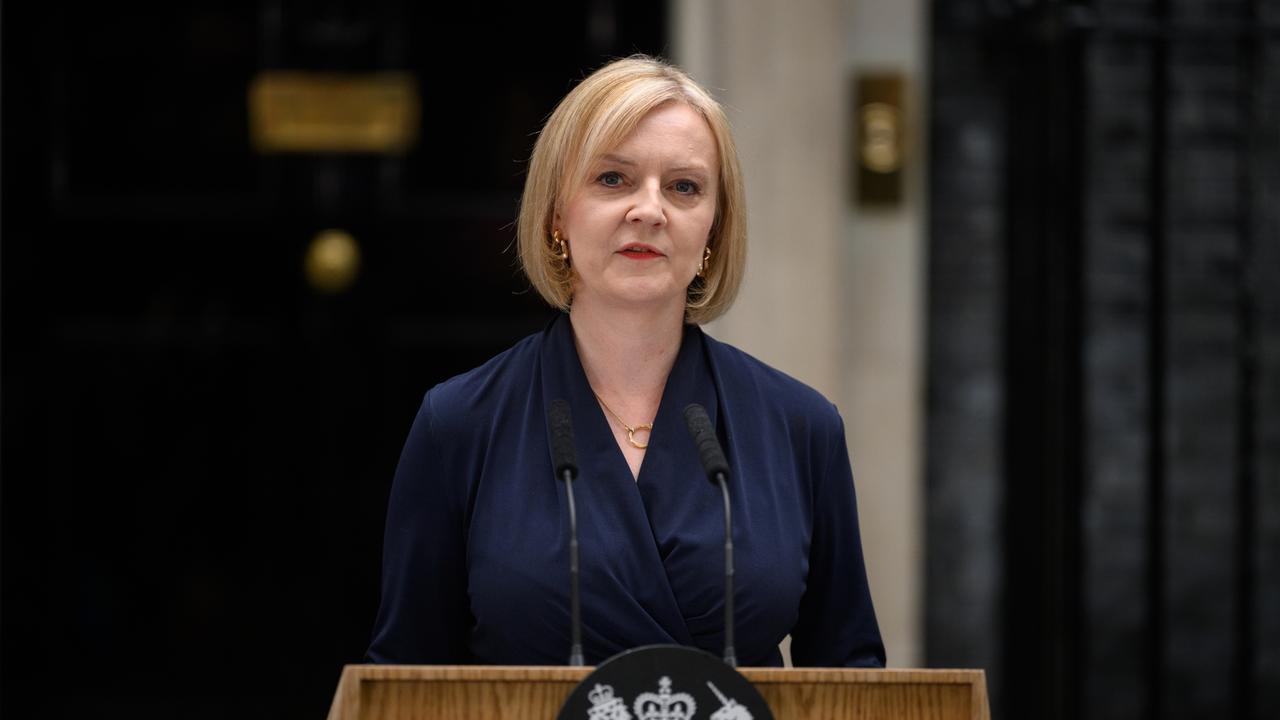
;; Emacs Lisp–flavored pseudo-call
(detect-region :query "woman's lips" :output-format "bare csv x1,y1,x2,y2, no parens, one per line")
618,244,664,260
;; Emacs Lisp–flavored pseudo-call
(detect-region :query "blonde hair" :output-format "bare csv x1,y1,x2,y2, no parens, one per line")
517,55,746,325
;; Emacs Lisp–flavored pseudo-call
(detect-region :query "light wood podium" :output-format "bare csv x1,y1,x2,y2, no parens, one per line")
327,665,990,719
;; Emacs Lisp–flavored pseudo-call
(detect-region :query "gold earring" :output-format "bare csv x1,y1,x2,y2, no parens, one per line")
551,229,569,262
698,246,712,277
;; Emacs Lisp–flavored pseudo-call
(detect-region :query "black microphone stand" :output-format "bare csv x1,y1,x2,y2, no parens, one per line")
714,468,736,667
548,399,585,666
563,465,584,667
684,403,737,667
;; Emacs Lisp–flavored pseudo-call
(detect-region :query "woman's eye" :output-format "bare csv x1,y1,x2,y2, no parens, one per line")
597,171,623,187
673,179,701,195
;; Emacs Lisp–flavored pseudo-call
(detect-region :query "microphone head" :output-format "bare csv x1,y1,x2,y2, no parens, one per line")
683,403,731,482
548,399,578,479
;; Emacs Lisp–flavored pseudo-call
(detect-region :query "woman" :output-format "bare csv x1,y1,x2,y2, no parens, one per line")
367,55,884,668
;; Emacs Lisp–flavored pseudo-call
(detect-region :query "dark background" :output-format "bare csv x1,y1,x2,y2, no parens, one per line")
1,2,667,716
927,1,1279,720
3,1,1279,719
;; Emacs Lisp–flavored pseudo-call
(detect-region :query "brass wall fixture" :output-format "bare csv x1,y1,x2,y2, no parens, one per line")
305,229,362,294
249,72,420,154
854,73,906,207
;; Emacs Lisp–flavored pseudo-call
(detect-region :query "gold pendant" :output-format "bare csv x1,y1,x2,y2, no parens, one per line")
627,423,654,450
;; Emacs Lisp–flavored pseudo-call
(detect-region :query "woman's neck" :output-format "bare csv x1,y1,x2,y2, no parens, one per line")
568,295,686,409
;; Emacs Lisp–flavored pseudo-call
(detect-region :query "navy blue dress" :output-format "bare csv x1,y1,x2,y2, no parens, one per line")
367,314,884,667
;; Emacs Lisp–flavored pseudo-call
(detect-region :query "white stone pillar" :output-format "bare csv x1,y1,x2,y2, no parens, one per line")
673,0,927,668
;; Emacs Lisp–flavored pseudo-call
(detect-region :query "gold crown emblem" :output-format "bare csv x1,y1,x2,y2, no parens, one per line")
633,676,696,720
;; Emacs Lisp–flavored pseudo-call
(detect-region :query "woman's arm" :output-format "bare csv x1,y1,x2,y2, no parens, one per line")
788,408,887,668
366,391,473,663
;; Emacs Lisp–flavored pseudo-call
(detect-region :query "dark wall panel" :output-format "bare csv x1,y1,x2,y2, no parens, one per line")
924,3,1005,706
1250,32,1280,720
928,2,1280,719
1082,36,1152,720
1162,37,1246,719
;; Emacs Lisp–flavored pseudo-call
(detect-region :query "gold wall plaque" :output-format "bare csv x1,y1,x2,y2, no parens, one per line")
860,102,903,174
249,72,420,153
854,73,906,207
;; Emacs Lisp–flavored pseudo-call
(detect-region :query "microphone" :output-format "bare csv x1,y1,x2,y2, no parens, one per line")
683,403,737,667
548,399,585,666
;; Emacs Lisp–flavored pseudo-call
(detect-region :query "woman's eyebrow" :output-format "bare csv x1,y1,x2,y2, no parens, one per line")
598,154,710,176
668,164,710,175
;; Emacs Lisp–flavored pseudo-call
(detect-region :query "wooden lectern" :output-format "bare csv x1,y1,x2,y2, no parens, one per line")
327,665,990,719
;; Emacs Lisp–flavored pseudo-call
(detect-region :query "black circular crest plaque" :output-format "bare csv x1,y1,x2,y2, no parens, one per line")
557,644,774,720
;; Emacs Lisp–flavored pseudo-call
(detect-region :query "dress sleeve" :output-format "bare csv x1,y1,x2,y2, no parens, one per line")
366,391,473,663
788,407,887,667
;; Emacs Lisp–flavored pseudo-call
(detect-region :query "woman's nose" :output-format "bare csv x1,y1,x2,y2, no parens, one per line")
624,181,666,226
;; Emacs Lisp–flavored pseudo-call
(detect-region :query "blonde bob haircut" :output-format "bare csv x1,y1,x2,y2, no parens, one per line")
517,55,746,325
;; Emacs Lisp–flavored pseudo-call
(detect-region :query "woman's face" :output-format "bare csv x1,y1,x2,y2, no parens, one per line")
558,101,719,314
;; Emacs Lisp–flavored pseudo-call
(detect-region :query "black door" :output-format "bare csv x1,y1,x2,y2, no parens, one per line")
1,3,668,716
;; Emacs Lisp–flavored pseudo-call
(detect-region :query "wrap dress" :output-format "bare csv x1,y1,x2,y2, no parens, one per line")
367,313,884,667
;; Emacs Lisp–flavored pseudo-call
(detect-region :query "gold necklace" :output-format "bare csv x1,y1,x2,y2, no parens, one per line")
593,392,654,450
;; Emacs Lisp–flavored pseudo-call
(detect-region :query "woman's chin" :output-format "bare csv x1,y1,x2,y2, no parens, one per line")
577,279,686,311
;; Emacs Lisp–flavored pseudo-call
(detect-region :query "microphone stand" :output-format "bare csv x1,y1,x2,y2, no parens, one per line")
714,470,736,667
684,403,737,667
563,466,584,666
548,399,585,666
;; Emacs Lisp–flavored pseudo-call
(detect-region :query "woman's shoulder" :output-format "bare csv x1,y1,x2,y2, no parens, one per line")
700,330,842,430
419,327,546,432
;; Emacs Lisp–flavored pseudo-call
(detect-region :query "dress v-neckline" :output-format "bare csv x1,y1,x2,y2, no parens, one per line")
570,325,693,487
544,313,718,494
591,395,652,482
535,312,724,649
582,358,676,488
